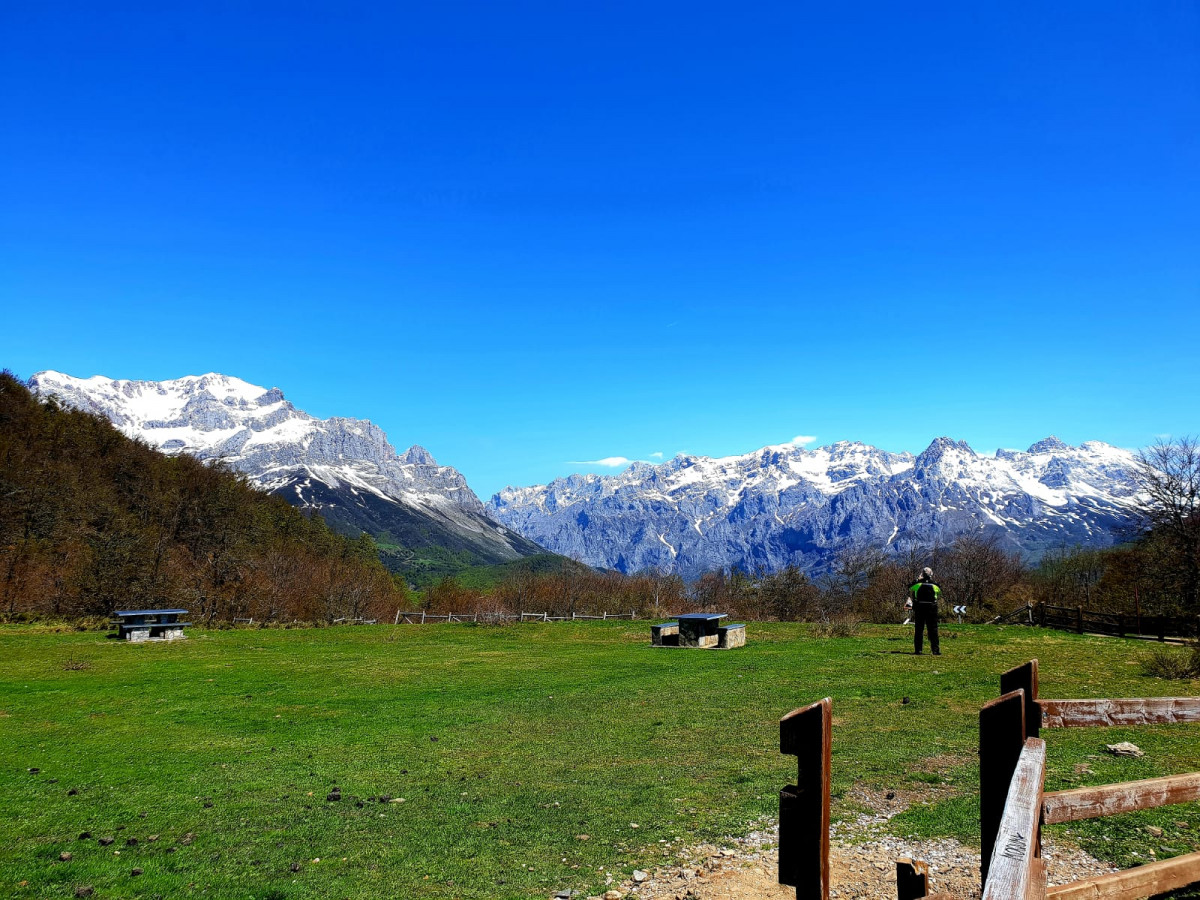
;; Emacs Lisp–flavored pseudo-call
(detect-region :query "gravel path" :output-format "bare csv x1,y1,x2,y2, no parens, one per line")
575,786,1118,900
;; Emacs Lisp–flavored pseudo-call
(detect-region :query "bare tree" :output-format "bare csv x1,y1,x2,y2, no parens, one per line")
939,532,1024,616
1135,437,1200,611
757,565,821,621
823,545,888,614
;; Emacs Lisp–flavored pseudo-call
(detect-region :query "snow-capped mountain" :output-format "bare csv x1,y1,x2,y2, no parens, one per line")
30,371,543,569
488,437,1142,579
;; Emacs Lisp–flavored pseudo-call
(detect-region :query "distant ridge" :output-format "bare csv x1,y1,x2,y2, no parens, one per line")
488,437,1142,579
30,371,545,582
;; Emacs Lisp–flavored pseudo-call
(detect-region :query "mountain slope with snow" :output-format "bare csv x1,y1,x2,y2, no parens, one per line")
488,437,1142,579
30,371,544,575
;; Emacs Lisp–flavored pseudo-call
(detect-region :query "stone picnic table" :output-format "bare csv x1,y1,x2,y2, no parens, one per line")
651,613,746,649
113,609,190,642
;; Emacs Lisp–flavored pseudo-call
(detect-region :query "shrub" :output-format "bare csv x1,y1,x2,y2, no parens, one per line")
1141,643,1200,680
811,613,862,638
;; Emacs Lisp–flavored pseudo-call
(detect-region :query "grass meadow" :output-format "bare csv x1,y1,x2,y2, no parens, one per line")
2,621,1199,899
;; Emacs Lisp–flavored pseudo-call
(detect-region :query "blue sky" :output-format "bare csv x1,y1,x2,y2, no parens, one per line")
2,2,1198,498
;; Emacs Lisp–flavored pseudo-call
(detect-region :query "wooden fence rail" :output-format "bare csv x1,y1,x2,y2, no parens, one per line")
395,610,637,624
1036,604,1197,641
1046,854,1200,900
1043,772,1200,824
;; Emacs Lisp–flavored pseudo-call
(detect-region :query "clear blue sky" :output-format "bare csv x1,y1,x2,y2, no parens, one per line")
2,2,1198,498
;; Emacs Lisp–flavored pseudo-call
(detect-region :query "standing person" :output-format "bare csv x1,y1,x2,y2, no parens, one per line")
907,567,941,655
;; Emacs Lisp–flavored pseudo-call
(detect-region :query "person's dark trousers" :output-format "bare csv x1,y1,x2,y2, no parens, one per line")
914,603,940,654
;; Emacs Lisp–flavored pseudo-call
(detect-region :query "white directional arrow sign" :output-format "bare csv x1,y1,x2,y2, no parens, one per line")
953,605,967,614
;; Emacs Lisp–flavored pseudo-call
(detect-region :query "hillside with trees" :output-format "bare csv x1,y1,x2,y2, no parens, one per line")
0,372,405,623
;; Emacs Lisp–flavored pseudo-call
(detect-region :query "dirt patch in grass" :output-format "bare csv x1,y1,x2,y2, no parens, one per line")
841,782,956,817
908,753,971,774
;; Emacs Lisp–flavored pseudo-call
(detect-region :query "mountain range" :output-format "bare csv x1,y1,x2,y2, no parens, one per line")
30,370,1144,582
487,437,1142,579
29,371,544,582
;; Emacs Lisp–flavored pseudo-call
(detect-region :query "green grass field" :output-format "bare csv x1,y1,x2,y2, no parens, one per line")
2,622,1198,899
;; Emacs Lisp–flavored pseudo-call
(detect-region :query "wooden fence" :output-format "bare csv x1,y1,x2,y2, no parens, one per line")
394,610,637,624
230,616,377,625
978,659,1200,900
1035,605,1197,641
776,661,1200,900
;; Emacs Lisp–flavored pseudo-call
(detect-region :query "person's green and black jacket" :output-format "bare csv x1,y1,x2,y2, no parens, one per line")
907,579,941,606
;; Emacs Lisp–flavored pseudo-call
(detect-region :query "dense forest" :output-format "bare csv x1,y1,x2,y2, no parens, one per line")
0,372,404,623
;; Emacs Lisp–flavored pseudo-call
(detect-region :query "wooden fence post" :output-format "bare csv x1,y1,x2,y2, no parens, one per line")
779,697,832,900
1076,607,1084,634
982,738,1046,900
896,859,928,900
1000,660,1040,740
981,689,1027,884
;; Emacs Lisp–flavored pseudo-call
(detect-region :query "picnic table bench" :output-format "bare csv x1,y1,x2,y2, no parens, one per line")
113,609,189,642
651,613,745,649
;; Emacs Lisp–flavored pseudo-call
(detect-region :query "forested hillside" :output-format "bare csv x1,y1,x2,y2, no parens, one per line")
0,372,404,623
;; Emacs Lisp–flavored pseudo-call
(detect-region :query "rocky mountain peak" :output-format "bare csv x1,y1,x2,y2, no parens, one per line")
401,445,437,466
914,436,975,466
1028,435,1071,454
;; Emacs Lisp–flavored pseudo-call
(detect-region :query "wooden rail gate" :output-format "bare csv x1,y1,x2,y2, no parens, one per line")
777,661,1200,900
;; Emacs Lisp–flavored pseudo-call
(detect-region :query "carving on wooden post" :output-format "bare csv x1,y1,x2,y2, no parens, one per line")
982,738,1046,900
779,697,831,900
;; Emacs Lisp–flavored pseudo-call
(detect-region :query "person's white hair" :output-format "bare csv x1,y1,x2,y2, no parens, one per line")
921,567,934,580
